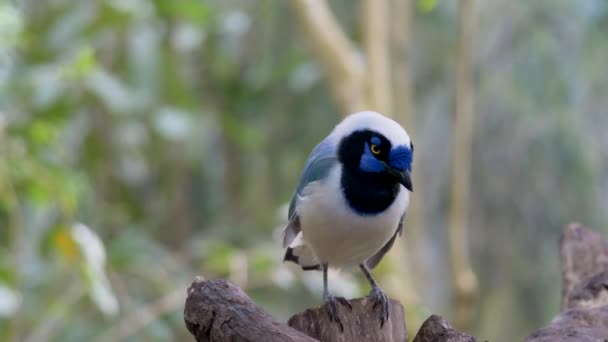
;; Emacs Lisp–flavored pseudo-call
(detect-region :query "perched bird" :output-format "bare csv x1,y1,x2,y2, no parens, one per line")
283,111,413,329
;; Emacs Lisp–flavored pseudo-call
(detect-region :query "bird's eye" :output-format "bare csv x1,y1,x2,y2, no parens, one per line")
370,144,381,155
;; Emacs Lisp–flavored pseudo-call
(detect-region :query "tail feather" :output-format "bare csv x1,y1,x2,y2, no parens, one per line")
283,233,321,271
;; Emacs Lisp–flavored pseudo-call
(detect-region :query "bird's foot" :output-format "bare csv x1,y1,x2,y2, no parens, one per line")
368,285,390,327
324,293,352,331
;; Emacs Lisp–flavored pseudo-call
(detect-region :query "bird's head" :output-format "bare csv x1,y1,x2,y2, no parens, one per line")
335,111,413,192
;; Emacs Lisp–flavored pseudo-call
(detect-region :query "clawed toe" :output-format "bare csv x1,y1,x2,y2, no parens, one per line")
324,294,351,331
368,286,390,327
335,296,353,311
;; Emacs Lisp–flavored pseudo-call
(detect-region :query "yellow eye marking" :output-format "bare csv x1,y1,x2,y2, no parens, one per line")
370,143,381,155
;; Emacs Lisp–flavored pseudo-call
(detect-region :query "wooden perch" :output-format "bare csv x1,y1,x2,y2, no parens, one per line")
183,277,478,342
183,277,316,342
526,223,608,341
559,222,608,310
288,297,406,342
183,224,608,341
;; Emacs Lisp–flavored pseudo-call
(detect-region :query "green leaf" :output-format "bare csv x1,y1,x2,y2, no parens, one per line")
28,120,57,145
418,0,438,13
70,46,97,79
205,241,234,275
156,1,212,25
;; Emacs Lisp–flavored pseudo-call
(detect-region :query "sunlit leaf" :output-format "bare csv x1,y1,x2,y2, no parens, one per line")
0,260,15,286
157,1,212,24
25,180,52,206
81,264,119,317
106,0,155,19
418,0,438,13
28,120,57,145
250,250,274,274
220,114,264,150
71,223,119,316
205,241,234,275
63,46,97,80
53,227,81,262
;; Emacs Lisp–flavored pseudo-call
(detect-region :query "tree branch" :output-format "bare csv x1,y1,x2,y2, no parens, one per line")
413,315,477,342
559,222,608,310
363,0,392,114
288,0,366,114
183,276,483,342
387,4,428,334
183,277,317,342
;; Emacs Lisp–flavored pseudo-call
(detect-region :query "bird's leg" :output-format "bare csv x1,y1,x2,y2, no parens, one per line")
322,263,351,331
360,263,390,327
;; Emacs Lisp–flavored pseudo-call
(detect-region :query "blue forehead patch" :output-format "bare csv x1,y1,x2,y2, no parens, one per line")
389,145,413,172
371,136,381,146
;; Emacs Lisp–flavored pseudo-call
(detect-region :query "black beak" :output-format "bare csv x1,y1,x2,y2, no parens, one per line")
385,164,413,192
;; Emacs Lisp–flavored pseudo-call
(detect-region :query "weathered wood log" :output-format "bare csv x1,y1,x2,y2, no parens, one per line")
527,223,608,342
183,277,317,342
183,276,478,342
287,297,407,342
184,222,608,342
525,306,608,342
412,315,477,342
559,223,608,310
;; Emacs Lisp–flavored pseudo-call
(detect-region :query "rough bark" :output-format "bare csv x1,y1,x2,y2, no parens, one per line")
183,277,481,342
183,277,316,342
413,315,477,342
560,222,608,310
526,223,608,341
183,224,608,342
526,306,608,342
288,297,406,342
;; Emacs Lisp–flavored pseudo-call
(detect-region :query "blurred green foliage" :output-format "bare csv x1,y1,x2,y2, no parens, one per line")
0,1,608,341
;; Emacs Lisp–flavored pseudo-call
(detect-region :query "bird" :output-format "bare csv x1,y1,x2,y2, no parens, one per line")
282,110,413,330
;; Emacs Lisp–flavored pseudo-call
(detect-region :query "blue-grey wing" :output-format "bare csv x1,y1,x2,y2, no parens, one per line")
282,136,337,247
287,136,337,218
365,213,406,269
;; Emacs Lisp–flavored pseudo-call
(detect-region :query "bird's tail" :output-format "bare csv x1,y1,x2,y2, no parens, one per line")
283,233,321,271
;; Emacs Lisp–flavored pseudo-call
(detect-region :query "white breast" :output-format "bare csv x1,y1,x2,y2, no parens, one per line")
296,165,409,268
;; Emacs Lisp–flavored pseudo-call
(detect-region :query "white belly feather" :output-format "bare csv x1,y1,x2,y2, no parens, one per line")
296,165,409,268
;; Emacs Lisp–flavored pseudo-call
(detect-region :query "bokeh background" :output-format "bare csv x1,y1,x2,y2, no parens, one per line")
1,0,608,341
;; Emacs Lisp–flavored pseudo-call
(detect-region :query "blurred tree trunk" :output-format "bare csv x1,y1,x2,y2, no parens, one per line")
389,0,428,334
288,0,366,114
289,0,425,335
362,0,392,114
448,0,479,330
